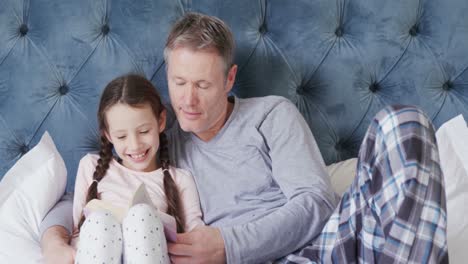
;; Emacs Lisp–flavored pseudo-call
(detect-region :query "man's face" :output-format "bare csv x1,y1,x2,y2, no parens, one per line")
167,47,237,141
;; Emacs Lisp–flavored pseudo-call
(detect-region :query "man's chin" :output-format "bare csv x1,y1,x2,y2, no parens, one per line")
179,123,199,133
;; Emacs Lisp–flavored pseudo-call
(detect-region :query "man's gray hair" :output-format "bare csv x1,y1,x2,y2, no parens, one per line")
164,12,235,75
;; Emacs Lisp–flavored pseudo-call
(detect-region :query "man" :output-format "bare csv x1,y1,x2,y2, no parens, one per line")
41,12,448,264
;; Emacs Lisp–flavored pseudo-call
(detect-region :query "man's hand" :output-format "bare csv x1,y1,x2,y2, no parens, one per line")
168,226,226,264
41,226,75,264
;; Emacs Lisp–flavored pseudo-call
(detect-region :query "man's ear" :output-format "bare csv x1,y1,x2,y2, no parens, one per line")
225,64,238,94
158,109,167,132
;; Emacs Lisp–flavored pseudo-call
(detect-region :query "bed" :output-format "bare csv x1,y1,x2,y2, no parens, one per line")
0,0,467,263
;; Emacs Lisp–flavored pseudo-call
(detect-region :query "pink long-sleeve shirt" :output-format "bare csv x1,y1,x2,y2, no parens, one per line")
72,154,204,232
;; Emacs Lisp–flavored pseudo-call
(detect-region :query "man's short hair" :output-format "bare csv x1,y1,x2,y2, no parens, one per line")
164,12,235,75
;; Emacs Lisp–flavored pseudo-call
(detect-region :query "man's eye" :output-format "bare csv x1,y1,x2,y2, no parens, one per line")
175,82,185,86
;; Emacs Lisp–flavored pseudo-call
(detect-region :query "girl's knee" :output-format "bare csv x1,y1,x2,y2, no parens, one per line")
121,205,168,264
81,210,121,233
75,211,123,263
123,204,163,228
128,203,158,215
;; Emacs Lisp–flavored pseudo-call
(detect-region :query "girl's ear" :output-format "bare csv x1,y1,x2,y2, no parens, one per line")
104,131,113,144
158,109,167,132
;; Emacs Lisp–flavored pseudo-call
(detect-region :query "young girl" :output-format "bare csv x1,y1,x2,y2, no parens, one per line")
72,74,204,264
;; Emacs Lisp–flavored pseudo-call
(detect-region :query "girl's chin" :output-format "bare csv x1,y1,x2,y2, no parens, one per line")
127,163,156,172
123,153,157,172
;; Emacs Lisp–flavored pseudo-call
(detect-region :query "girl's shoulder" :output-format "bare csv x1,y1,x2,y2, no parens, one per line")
79,153,100,166
168,166,196,186
168,166,192,178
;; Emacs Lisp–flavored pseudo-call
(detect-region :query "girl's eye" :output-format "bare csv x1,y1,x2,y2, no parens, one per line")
140,130,149,134
117,136,126,140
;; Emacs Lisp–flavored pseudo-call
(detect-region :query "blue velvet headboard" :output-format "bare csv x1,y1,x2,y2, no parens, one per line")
1,0,468,192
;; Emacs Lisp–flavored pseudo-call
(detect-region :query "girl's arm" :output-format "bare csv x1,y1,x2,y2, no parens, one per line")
174,168,204,231
72,154,95,230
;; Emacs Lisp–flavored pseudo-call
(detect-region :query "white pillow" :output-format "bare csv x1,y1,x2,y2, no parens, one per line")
0,132,67,264
326,158,357,196
436,114,468,264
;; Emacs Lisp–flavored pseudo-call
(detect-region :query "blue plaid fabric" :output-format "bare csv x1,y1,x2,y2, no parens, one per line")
283,105,448,264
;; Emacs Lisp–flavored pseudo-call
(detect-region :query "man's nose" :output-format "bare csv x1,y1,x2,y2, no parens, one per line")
183,85,198,106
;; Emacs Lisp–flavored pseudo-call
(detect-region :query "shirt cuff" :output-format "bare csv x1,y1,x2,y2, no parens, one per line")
39,192,74,240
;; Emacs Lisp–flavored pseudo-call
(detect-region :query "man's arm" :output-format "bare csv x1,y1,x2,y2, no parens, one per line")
40,193,75,264
169,99,338,264
219,100,338,263
39,193,74,239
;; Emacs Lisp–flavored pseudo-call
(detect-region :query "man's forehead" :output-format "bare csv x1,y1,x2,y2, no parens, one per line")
167,49,225,78
167,47,223,64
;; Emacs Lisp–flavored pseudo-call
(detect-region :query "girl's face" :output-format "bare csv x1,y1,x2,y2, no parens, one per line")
104,102,166,172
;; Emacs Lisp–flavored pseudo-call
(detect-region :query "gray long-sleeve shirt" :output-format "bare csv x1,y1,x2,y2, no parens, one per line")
168,96,338,263
40,95,338,263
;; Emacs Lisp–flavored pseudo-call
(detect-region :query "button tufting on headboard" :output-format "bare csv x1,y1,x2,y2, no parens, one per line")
369,83,379,93
442,81,453,91
20,145,29,155
409,25,419,36
101,24,110,35
259,24,267,35
296,86,306,96
59,85,69,95
334,143,344,152
1,0,467,191
19,24,28,36
335,27,344,37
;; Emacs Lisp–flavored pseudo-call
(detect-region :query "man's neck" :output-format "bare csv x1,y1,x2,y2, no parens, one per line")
196,99,234,142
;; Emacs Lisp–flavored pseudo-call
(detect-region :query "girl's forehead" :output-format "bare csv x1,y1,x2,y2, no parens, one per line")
106,103,157,131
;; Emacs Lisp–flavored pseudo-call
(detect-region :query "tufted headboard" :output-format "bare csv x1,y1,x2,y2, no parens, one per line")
1,0,468,191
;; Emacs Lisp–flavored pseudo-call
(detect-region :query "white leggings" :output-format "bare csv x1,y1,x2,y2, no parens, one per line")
74,204,169,264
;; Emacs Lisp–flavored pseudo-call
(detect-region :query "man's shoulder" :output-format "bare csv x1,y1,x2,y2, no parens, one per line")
238,95,291,108
237,95,298,120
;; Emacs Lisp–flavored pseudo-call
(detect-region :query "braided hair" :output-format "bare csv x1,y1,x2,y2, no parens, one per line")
77,135,112,229
159,132,185,233
77,74,186,232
